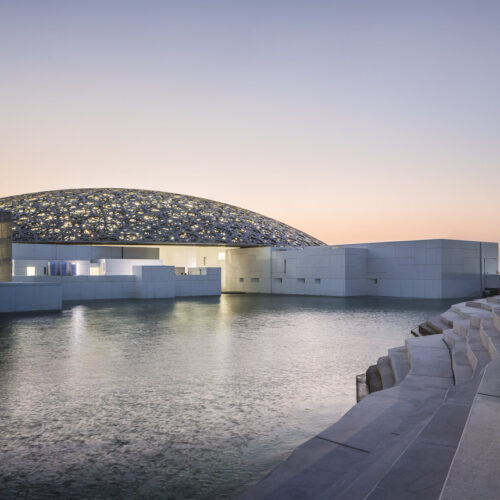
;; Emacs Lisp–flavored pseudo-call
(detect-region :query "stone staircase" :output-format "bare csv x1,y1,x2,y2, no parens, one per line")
240,296,500,500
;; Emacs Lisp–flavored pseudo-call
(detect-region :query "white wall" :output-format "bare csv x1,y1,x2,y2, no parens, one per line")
175,268,221,296
225,246,367,296
346,240,446,298
225,247,272,293
13,243,123,260
346,239,498,298
269,247,368,296
441,240,497,298
158,245,232,289
102,259,163,275
225,240,498,298
132,265,175,299
0,282,61,313
10,265,221,306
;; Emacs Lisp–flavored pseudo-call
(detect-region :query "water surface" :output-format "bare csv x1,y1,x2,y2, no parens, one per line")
0,294,458,499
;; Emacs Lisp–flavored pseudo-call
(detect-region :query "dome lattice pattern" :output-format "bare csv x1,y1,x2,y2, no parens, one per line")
0,188,324,247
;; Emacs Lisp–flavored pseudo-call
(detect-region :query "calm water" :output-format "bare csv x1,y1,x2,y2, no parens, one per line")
0,294,458,499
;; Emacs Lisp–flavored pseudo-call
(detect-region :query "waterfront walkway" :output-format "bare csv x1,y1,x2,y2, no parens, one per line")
241,296,500,499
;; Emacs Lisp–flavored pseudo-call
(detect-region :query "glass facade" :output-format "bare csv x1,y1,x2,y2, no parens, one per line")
0,210,12,281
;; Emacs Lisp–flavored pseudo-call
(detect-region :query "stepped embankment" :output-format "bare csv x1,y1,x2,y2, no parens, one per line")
240,296,500,500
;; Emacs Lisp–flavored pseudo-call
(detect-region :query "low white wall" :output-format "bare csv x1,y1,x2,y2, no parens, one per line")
0,282,62,313
8,265,221,308
132,265,175,299
158,245,232,290
175,268,221,296
14,275,141,301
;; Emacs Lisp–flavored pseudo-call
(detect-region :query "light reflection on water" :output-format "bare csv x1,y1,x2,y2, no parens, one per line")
0,294,458,499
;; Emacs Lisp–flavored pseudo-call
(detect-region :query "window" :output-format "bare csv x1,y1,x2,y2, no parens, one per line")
90,265,101,276
315,278,321,284
298,278,305,284
274,278,283,284
251,278,260,283
26,266,36,276
239,277,245,282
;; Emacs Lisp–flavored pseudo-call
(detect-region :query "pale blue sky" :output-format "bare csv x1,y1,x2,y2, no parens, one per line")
1,1,499,243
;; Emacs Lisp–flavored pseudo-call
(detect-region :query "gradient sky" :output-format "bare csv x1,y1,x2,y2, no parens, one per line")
1,0,499,245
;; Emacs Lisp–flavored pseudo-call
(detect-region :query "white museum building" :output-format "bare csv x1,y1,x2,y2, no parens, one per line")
0,188,498,313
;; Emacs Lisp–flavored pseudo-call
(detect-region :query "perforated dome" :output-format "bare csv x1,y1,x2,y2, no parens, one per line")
0,188,324,247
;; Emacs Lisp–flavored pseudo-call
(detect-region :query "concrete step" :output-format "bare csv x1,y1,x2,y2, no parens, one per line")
324,372,459,500
405,335,453,380
326,424,424,500
442,330,461,350
479,318,500,360
241,297,493,500
407,333,448,350
315,375,454,499
419,323,439,336
388,346,410,384
466,324,482,343
452,318,469,337
480,332,500,362
492,306,500,332
241,375,452,500
451,302,473,319
440,310,463,328
377,356,395,390
466,308,491,329
466,341,491,374
366,364,383,393
486,295,500,305
426,315,449,334
346,373,480,500
466,299,493,312
477,298,497,311
366,399,472,500
411,326,421,337
450,303,491,329
451,341,473,385
440,359,500,500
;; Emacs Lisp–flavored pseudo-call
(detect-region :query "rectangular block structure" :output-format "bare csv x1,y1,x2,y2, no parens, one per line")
224,240,498,298
0,282,61,313
0,210,12,282
2,265,221,313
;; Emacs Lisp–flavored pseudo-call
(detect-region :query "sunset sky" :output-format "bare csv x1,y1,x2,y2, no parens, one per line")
1,1,499,245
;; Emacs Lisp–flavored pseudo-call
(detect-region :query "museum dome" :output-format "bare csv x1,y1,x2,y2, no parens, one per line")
0,188,324,247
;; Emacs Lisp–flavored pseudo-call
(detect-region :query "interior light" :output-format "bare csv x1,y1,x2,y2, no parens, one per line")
90,265,100,276
26,266,36,276
218,252,225,260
